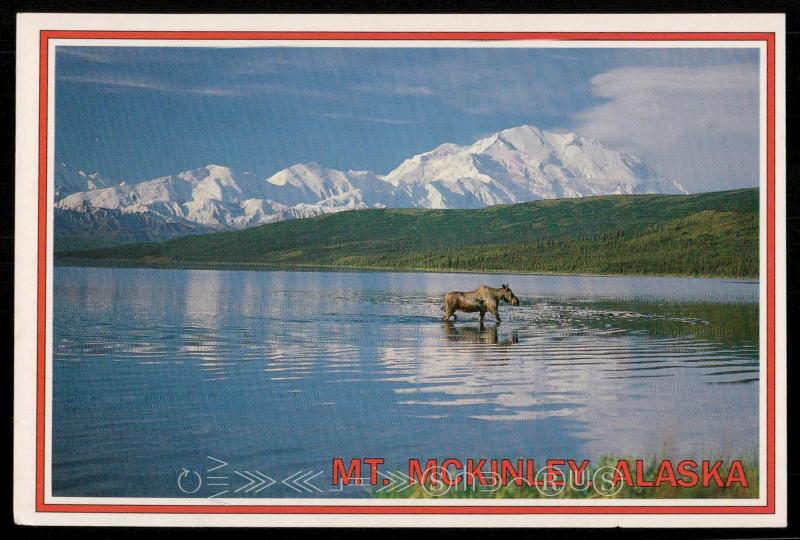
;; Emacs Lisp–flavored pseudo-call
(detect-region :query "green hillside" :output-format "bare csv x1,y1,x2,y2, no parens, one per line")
57,189,759,278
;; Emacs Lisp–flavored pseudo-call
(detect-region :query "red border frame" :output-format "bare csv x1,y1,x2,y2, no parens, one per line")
35,30,777,515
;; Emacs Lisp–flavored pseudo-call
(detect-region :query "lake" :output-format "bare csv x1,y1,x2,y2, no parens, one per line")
51,266,759,498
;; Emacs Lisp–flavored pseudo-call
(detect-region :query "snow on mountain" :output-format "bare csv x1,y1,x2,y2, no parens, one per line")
383,125,686,208
264,163,356,204
55,125,688,245
54,162,117,199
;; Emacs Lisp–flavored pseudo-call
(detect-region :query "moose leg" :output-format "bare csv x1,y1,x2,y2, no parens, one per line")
443,307,455,322
491,306,501,324
479,309,486,325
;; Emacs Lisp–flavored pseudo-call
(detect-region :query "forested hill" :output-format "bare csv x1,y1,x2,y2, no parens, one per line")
57,188,759,278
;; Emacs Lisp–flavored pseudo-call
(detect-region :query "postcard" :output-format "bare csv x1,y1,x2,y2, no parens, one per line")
14,13,787,527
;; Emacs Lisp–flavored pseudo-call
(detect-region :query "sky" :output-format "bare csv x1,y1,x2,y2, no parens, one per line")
55,46,760,193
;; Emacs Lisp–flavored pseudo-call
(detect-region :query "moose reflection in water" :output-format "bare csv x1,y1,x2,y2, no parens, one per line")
443,321,519,345
441,284,520,325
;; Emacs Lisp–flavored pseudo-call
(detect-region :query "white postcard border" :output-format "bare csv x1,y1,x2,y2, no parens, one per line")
14,12,787,528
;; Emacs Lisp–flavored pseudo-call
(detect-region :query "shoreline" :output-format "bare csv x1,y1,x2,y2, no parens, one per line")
52,257,760,282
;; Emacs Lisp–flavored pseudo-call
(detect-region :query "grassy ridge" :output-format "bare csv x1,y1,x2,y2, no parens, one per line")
57,189,759,278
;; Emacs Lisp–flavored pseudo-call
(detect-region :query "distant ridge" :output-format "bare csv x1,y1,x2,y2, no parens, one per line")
58,189,758,279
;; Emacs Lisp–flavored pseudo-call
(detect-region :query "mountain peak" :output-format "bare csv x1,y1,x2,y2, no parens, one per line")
382,124,686,198
498,124,542,137
266,162,325,186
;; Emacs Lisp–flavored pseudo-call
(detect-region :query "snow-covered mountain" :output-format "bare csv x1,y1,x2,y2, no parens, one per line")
55,125,687,247
55,162,116,199
382,125,685,206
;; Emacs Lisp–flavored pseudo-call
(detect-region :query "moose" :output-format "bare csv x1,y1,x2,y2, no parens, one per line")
441,284,520,325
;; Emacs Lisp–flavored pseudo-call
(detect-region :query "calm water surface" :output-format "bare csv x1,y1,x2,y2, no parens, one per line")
52,267,759,497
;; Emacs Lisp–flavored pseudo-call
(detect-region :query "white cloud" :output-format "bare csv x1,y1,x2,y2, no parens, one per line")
352,82,434,97
58,74,243,96
572,65,759,193
56,48,117,64
58,75,335,99
319,112,418,126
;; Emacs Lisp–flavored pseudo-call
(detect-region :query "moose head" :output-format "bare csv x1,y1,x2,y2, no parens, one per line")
500,284,520,306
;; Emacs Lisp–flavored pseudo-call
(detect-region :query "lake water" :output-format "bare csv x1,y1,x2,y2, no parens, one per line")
52,266,759,498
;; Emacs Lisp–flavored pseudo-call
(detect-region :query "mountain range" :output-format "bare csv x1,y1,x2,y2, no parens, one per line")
54,125,687,249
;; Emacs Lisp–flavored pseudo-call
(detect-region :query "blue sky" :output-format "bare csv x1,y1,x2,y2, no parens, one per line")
55,46,760,193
